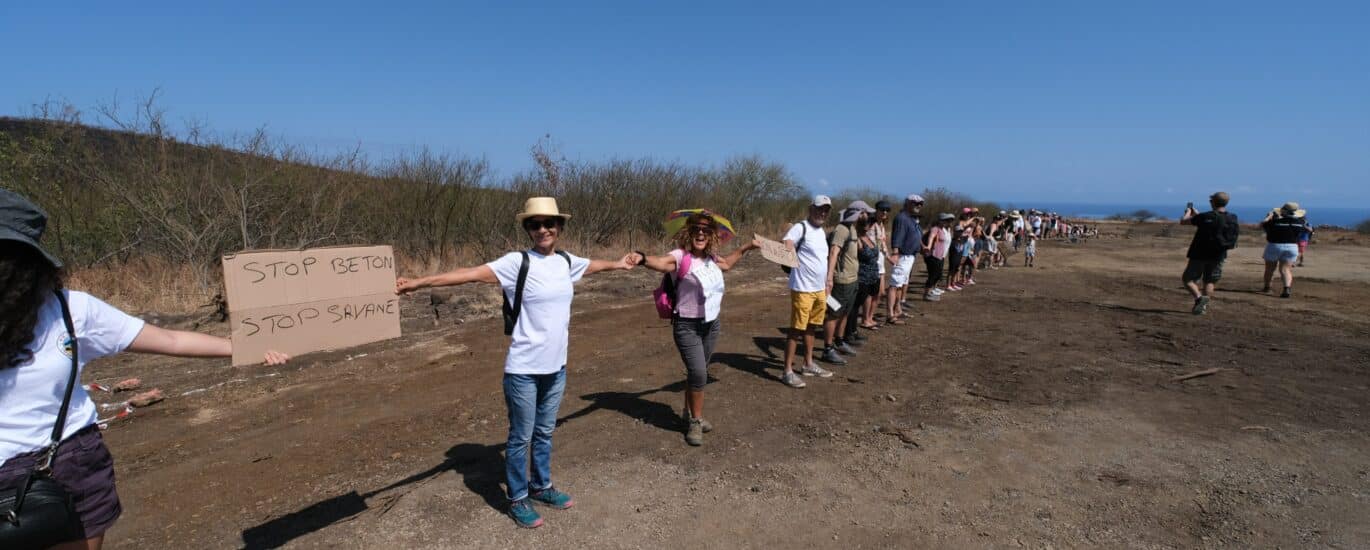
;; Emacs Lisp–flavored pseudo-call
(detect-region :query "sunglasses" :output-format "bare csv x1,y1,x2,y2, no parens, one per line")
688,225,715,236
522,218,563,231
877,208,891,212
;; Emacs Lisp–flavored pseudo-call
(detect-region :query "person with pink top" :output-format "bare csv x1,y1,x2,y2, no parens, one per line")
630,212,759,446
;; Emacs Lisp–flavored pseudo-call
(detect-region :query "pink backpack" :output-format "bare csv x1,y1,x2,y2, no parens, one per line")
653,251,692,319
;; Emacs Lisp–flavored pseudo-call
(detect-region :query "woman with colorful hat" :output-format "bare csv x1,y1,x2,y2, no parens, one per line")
628,210,759,447
396,197,638,529
0,190,289,550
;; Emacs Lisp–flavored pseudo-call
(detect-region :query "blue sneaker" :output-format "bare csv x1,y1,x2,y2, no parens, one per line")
530,486,575,509
508,499,543,528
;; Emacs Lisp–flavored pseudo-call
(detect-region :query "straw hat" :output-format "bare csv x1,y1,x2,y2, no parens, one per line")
515,197,572,222
1279,202,1306,218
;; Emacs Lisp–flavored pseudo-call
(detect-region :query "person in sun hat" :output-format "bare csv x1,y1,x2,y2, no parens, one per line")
628,211,760,447
823,200,875,364
885,194,924,325
1181,191,1239,315
396,196,638,528
0,189,289,550
775,195,835,388
1260,202,1309,298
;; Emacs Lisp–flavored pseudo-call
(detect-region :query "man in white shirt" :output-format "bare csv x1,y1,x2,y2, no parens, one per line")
778,195,834,388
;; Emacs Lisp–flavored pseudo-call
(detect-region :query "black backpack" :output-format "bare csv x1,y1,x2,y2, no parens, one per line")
502,250,572,335
1210,213,1240,250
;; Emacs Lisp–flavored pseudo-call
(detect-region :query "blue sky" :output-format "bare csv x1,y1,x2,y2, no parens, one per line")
3,1,1367,207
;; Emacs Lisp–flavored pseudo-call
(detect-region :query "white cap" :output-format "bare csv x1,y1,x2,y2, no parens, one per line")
906,194,925,203
811,195,832,207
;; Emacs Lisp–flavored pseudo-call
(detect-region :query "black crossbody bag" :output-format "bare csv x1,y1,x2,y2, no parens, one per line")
1,290,83,548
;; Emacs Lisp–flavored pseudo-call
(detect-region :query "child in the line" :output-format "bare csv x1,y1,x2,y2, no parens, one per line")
1024,232,1037,267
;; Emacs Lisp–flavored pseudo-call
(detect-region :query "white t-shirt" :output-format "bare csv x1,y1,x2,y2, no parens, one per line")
1,291,145,467
783,221,829,293
667,249,725,322
486,250,591,375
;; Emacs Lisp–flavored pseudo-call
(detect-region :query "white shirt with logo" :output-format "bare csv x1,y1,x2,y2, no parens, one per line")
487,250,591,375
1,291,145,466
784,221,830,293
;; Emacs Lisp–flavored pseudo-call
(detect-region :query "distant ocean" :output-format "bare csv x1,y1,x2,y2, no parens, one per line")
1008,202,1370,228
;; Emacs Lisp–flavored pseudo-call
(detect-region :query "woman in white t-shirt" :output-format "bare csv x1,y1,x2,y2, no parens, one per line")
630,212,759,447
395,197,636,530
0,190,288,550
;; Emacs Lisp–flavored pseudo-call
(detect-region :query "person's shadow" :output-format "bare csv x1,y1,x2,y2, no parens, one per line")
557,380,686,432
240,442,505,549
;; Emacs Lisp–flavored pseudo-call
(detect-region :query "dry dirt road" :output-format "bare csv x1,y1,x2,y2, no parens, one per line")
87,223,1370,549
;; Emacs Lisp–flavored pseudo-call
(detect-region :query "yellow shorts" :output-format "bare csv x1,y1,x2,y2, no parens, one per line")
790,290,826,330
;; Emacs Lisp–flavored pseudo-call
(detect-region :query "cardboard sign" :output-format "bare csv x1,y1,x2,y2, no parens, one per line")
222,245,401,366
755,234,798,268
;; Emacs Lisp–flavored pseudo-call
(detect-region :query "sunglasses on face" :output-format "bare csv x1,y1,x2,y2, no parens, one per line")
523,218,563,231
877,208,891,213
688,225,715,236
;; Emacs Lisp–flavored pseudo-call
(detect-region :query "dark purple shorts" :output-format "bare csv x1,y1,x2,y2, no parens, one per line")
0,425,122,540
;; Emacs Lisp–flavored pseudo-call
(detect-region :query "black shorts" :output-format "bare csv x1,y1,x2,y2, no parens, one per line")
828,282,859,315
0,425,122,541
1182,259,1224,284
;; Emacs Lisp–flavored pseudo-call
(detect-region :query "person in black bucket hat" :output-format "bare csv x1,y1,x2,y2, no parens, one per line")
0,189,289,550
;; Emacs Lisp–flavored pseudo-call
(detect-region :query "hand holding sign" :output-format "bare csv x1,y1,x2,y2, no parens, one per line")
754,234,798,268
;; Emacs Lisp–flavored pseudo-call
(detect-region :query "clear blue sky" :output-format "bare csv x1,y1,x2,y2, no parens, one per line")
3,1,1367,207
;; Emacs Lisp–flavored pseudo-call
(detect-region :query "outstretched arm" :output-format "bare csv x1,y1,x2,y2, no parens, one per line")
397,265,498,294
716,239,761,272
631,251,678,274
586,254,637,275
127,325,289,365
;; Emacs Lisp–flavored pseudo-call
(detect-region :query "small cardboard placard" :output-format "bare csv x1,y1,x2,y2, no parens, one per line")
755,234,798,268
222,245,401,366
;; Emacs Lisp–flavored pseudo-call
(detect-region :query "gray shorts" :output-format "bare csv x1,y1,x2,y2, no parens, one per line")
673,318,720,391
1182,259,1224,284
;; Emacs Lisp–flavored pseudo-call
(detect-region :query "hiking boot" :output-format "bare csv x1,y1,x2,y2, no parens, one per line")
1192,296,1210,315
508,499,544,528
835,341,858,355
682,408,713,432
685,418,704,446
819,347,848,366
530,487,574,509
782,371,807,388
1261,285,1271,293
800,361,835,377
1280,288,1291,299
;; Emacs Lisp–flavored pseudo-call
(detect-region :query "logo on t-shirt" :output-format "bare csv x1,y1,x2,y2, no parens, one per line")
54,332,74,359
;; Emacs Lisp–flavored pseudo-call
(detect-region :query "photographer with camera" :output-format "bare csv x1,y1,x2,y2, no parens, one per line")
1180,192,1239,315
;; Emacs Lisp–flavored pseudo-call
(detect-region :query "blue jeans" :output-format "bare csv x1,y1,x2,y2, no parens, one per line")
503,367,566,501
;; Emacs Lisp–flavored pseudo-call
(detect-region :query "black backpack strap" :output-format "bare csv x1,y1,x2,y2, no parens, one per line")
555,250,571,269
40,289,80,474
502,251,531,335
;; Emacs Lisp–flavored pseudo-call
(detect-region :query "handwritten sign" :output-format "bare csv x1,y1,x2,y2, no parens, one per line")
755,234,798,268
221,245,401,366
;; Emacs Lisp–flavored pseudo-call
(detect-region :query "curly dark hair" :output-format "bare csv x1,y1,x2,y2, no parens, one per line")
672,213,721,258
0,241,63,370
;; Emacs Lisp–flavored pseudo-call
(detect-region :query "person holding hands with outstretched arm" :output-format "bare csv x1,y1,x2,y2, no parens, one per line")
0,190,289,550
395,197,636,530
778,195,834,388
629,211,759,447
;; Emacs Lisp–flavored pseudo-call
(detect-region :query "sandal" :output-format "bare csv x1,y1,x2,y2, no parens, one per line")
861,323,881,331
886,318,906,326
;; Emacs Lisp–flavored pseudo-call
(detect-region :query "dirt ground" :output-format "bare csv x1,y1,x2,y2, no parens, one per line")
86,222,1370,549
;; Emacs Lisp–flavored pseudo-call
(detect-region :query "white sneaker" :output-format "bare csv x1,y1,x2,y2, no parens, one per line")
799,362,834,378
